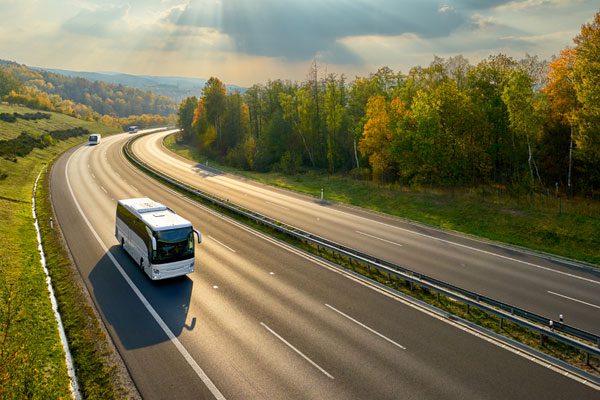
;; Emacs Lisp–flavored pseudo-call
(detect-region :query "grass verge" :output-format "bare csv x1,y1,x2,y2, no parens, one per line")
36,162,137,399
0,105,134,398
164,135,600,266
132,139,600,378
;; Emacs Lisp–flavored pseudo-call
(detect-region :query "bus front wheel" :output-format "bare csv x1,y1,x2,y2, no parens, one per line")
139,258,144,270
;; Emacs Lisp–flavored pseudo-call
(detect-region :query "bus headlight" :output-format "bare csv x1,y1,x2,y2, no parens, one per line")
153,269,160,274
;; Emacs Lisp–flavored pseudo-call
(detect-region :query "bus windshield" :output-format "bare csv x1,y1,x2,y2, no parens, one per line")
151,227,194,264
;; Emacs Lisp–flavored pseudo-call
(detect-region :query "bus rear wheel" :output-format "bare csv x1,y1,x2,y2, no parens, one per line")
139,257,144,270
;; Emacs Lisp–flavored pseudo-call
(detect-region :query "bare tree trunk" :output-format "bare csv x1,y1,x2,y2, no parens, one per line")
568,122,573,196
526,135,534,182
353,139,360,169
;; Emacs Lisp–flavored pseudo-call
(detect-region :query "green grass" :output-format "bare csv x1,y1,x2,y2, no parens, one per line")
0,103,115,141
164,134,600,266
0,105,132,398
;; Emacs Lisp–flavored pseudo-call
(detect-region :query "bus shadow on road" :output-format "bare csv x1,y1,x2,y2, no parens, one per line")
88,247,195,350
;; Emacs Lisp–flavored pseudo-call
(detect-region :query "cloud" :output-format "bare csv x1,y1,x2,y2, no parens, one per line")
163,0,468,63
495,0,584,11
62,4,129,37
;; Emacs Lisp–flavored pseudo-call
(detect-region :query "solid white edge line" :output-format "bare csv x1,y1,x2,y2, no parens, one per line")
547,291,600,310
33,168,81,400
207,235,236,253
64,150,226,400
260,322,334,379
325,304,406,350
355,230,403,247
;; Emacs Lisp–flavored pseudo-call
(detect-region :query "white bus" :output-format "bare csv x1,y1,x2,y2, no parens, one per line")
128,126,139,133
88,133,101,145
115,198,201,280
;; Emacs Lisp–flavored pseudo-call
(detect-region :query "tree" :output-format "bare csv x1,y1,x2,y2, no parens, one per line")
501,70,544,185
0,69,20,98
202,77,227,150
178,96,198,141
324,74,348,173
542,48,577,190
572,11,600,159
359,95,393,181
467,54,518,183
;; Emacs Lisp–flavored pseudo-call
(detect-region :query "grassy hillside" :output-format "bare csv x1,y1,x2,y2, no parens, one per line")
0,103,116,141
0,106,129,398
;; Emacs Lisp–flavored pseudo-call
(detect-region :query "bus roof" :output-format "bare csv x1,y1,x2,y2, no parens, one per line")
118,198,192,231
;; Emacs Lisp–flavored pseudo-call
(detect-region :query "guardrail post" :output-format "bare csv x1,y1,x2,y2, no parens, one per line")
466,303,470,314
540,333,545,346
500,317,504,329
437,292,441,303
584,352,589,366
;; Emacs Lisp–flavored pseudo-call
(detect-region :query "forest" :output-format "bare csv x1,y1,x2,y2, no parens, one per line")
178,12,599,196
0,61,177,129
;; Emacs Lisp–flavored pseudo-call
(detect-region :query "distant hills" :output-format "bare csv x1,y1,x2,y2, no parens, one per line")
0,59,178,117
34,67,246,103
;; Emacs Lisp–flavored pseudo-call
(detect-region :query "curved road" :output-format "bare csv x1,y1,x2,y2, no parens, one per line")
51,132,599,399
132,131,600,335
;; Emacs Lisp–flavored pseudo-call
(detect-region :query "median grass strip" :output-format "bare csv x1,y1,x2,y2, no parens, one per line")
130,139,600,379
164,135,600,266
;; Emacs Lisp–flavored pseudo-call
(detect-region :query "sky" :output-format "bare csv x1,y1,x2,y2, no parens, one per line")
0,0,597,86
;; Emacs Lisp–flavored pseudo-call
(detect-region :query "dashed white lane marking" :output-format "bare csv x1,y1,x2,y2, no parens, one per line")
355,230,403,247
100,186,108,194
64,151,226,400
547,291,600,310
208,235,236,253
260,322,334,379
265,200,290,211
325,304,406,350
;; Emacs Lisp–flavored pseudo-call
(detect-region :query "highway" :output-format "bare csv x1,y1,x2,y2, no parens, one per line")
50,132,599,399
132,130,600,335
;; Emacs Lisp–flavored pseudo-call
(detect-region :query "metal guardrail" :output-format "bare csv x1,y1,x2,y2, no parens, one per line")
124,134,600,364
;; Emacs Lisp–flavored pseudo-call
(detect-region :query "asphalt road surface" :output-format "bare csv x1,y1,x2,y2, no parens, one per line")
51,132,599,399
131,130,600,335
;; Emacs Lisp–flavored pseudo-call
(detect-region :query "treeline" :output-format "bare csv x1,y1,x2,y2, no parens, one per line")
0,127,90,161
0,112,50,123
0,65,176,130
178,12,599,195
0,60,177,117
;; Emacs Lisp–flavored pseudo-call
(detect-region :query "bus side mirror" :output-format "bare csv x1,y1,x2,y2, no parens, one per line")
194,229,202,244
151,236,157,251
